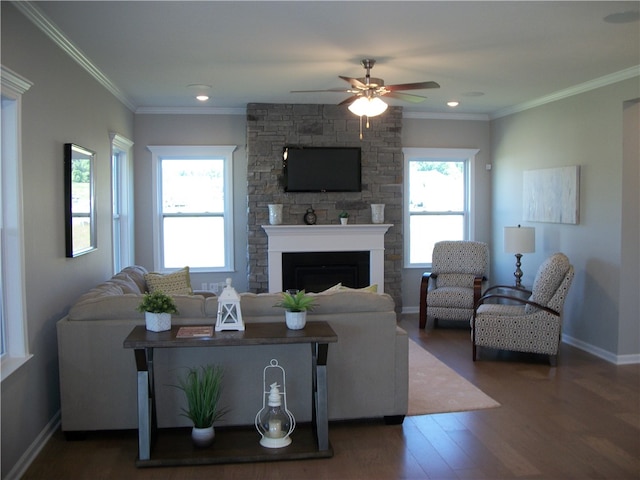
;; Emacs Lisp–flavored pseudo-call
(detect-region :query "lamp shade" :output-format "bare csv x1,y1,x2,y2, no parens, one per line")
504,226,535,254
348,96,388,117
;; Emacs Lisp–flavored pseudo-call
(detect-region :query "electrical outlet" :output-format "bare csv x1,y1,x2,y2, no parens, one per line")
209,282,217,293
201,282,208,291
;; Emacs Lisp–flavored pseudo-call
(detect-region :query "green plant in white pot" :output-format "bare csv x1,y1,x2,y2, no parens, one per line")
338,211,349,225
274,290,317,330
137,291,178,332
173,364,228,448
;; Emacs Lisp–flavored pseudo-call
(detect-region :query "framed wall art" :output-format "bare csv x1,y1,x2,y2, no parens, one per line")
523,165,580,224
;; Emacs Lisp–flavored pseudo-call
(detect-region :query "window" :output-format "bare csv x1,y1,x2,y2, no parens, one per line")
110,133,134,274
1,66,32,381
404,148,478,267
148,146,236,272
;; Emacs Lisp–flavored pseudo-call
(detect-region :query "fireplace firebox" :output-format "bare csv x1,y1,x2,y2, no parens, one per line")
282,251,370,292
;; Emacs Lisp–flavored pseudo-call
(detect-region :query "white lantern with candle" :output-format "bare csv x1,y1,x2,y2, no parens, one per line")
255,359,295,448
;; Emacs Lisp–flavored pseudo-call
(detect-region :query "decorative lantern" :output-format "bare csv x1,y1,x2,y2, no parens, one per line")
255,359,295,448
215,278,245,331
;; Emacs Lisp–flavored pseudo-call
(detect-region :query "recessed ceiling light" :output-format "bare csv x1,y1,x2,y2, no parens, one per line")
196,95,210,102
187,84,212,102
447,101,460,107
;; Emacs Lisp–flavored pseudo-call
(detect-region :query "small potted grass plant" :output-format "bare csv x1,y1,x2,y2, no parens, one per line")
137,291,178,332
174,364,228,448
274,289,317,330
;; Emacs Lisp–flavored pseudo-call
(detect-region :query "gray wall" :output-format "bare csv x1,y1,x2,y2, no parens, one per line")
133,114,249,291
401,118,493,309
1,3,134,477
491,78,640,360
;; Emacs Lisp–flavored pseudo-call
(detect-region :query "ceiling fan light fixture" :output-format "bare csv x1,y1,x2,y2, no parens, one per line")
196,95,210,102
348,96,388,117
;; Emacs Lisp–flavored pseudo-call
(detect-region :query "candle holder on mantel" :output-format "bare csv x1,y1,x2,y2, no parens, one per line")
255,359,295,448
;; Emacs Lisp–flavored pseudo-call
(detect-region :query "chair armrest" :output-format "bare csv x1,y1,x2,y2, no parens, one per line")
419,272,436,329
475,294,560,316
483,284,532,296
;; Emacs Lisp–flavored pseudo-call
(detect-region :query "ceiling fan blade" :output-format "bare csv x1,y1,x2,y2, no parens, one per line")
385,81,440,91
337,95,361,106
385,92,429,103
290,88,351,93
339,75,368,90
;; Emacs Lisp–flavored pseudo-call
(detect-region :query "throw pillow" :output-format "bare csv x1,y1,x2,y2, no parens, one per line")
145,266,193,295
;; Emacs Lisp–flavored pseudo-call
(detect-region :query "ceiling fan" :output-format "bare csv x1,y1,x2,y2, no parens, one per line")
291,58,440,117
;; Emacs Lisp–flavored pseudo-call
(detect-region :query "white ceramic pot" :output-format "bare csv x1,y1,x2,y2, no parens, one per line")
192,425,215,448
144,312,171,332
371,204,385,224
285,310,307,330
268,204,283,225
340,217,348,225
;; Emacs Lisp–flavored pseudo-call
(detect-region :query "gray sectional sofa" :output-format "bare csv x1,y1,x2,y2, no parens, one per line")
57,266,408,433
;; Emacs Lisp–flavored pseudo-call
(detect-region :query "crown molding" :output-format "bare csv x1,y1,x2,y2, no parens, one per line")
135,106,246,115
13,1,136,111
491,66,640,119
1,65,33,95
403,111,489,121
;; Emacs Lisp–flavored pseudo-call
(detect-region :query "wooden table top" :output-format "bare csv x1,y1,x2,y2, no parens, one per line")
123,321,337,349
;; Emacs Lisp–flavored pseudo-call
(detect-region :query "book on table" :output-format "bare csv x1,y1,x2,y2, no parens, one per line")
176,326,214,338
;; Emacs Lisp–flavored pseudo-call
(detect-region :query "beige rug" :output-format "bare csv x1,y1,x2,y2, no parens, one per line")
408,339,500,415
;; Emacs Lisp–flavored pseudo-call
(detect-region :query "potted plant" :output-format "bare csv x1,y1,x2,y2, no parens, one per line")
274,290,317,330
338,211,349,225
137,291,178,332
173,364,228,448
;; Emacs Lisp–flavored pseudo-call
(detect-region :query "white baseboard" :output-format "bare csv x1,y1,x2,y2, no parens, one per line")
562,334,640,365
5,410,60,480
402,306,419,314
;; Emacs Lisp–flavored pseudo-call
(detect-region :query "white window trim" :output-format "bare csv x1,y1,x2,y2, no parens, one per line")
1,66,33,381
403,147,479,269
110,133,134,274
147,145,237,273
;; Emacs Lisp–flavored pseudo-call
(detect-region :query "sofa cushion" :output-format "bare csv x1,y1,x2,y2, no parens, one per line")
69,293,208,320
120,265,148,292
110,272,143,294
145,267,193,295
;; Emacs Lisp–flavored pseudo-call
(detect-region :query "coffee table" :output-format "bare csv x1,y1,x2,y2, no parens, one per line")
123,321,337,467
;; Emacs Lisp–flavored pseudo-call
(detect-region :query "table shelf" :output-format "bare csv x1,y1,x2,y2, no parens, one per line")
136,424,332,467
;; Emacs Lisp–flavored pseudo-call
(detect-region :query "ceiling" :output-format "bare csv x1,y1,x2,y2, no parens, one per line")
25,1,640,118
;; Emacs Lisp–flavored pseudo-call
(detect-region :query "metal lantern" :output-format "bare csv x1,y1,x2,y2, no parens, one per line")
255,359,296,448
215,278,245,331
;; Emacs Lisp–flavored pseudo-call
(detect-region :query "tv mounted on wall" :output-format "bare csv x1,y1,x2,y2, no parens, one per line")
283,146,362,192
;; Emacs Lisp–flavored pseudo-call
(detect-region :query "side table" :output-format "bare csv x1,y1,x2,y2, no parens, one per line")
123,321,337,467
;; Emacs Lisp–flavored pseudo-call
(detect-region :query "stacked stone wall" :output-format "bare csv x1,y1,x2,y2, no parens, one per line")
246,103,403,312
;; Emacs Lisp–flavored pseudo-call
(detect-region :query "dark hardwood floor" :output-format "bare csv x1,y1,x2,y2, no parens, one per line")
22,314,640,479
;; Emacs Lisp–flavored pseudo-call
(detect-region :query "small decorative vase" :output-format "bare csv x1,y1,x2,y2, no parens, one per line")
340,217,348,225
268,204,283,225
285,310,307,330
192,425,215,448
371,204,385,224
144,312,171,332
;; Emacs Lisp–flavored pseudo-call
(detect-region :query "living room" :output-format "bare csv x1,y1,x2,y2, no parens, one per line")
1,1,638,478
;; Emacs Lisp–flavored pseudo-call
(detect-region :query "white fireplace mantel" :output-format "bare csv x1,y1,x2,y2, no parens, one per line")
262,224,392,293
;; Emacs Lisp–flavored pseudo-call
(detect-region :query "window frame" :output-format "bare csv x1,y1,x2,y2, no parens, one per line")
1,66,33,381
403,147,479,268
110,133,134,274
147,145,236,273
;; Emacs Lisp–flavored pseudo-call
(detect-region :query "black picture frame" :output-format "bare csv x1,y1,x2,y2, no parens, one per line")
64,143,96,257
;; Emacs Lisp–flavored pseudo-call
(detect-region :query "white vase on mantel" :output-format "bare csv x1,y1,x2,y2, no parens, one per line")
371,204,385,224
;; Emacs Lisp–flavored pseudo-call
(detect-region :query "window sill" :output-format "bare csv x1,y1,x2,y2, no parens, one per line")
1,354,33,382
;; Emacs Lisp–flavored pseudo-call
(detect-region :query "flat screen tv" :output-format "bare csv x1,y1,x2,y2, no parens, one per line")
283,146,361,192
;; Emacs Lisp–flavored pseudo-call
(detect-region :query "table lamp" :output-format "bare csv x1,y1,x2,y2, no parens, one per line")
504,225,535,288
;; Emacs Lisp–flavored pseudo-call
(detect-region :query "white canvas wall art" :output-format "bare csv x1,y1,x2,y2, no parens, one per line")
523,166,580,224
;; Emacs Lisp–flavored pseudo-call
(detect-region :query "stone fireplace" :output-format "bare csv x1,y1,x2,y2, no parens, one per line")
246,103,403,311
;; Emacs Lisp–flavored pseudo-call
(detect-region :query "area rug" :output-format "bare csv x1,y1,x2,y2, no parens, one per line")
408,339,500,415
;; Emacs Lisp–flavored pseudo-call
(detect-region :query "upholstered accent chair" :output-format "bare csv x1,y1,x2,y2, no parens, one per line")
419,241,490,329
471,252,574,366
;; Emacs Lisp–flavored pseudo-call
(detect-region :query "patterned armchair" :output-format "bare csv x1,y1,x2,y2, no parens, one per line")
419,241,489,329
471,253,574,366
